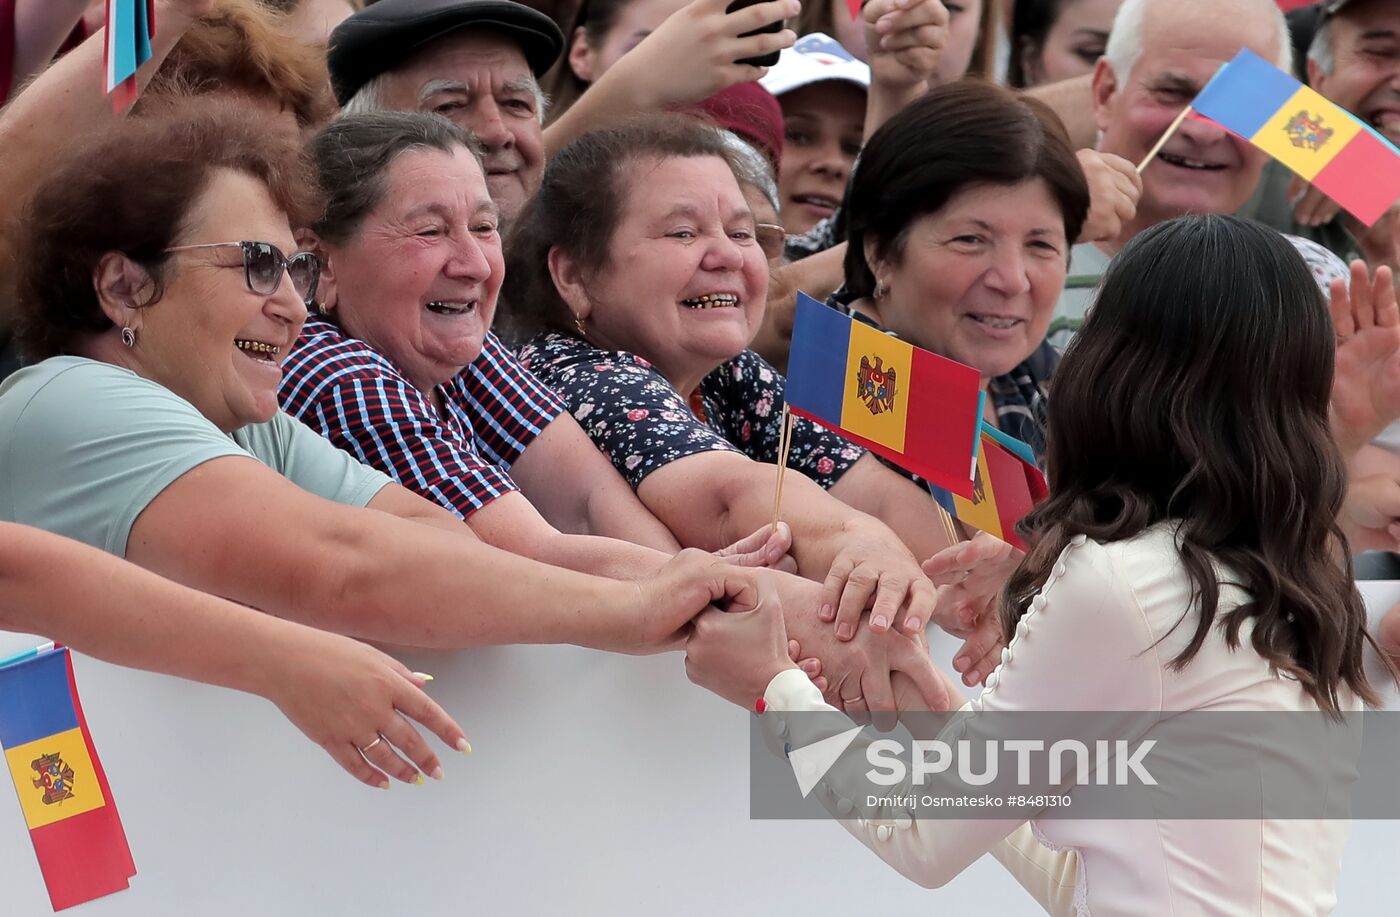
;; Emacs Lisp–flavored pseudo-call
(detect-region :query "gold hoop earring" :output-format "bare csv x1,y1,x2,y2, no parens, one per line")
574,314,587,337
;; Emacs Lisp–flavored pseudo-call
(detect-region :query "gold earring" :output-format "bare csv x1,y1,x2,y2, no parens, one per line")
316,299,332,317
874,279,888,300
574,314,587,336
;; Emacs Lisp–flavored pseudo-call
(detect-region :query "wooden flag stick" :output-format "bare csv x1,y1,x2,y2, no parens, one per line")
938,500,961,547
770,405,794,531
1137,105,1194,174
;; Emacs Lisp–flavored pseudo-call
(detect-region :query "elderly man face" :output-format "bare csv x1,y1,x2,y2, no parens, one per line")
375,30,545,222
1092,0,1285,235
1309,0,1400,148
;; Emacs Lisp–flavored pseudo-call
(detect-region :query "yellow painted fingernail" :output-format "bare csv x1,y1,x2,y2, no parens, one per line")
457,738,473,754
412,672,434,682
412,773,425,785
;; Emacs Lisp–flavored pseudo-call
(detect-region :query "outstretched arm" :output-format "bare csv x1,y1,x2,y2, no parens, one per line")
510,412,682,550
0,521,466,789
125,456,762,654
542,0,798,157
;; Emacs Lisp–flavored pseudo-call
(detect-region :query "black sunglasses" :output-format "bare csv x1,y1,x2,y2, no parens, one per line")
165,240,321,306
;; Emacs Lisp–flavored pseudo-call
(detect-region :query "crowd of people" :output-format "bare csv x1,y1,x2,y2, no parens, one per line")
1,0,1399,909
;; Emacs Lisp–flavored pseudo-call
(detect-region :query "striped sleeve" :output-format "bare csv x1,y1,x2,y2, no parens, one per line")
460,333,565,469
298,371,517,519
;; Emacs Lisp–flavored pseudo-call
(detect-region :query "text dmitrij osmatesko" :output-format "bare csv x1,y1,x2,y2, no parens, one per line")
865,739,1158,787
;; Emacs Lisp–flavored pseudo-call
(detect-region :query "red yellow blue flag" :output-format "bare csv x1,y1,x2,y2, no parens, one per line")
784,292,983,498
1191,48,1400,226
0,646,135,910
929,427,1048,550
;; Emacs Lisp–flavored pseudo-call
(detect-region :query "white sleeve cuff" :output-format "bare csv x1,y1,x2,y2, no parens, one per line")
763,666,829,711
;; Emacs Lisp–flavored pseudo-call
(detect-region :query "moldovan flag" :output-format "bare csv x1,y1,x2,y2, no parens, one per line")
1191,48,1400,226
785,292,982,498
930,427,1048,551
0,646,135,910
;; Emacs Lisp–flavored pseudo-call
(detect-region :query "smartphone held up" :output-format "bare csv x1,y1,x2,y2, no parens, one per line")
725,0,785,67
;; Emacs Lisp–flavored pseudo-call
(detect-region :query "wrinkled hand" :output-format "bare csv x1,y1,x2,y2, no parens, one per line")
715,521,798,573
1286,175,1342,229
1340,474,1400,553
787,603,948,728
788,638,829,694
262,631,468,790
892,666,964,713
683,567,792,707
864,0,948,90
1074,150,1142,244
610,0,799,109
817,523,938,641
631,548,768,649
922,532,1022,686
1329,259,1400,457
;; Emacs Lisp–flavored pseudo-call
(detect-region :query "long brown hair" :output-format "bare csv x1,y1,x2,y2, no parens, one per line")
1004,214,1387,712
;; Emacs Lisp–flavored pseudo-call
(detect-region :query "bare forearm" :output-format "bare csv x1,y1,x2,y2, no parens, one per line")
714,466,883,579
294,506,635,649
513,415,680,550
579,484,682,549
530,531,673,581
1022,74,1095,150
828,455,953,561
542,73,647,159
864,83,925,143
0,524,305,697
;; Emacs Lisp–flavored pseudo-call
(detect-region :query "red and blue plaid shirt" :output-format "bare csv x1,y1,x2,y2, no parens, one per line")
279,316,564,518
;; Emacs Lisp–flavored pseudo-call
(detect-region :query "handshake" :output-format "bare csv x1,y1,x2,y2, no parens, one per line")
681,530,1024,720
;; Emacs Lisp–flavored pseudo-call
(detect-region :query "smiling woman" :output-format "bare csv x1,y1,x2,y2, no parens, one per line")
0,102,785,788
836,81,1089,466
508,115,1002,655
281,111,733,587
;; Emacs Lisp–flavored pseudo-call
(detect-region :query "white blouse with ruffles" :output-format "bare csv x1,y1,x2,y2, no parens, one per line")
762,524,1359,916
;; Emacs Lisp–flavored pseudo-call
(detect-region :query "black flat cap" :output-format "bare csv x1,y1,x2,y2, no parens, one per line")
327,0,564,107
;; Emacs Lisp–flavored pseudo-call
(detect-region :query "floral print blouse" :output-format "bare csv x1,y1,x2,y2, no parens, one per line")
518,332,865,490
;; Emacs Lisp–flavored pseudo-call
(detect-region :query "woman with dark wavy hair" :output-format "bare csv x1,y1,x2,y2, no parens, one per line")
684,214,1392,913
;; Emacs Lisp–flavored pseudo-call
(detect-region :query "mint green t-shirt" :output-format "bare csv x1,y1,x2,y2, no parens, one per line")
0,356,392,557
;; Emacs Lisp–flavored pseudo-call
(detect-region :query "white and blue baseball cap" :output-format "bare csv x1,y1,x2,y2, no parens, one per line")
759,33,871,98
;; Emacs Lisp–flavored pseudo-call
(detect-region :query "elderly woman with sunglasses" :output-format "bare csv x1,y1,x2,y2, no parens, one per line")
0,102,794,782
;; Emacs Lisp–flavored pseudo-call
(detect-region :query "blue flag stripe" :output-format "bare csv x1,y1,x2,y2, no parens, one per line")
1192,48,1301,139
785,293,850,427
0,649,78,749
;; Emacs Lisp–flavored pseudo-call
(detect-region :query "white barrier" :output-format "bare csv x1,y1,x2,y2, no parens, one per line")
2,587,1397,916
